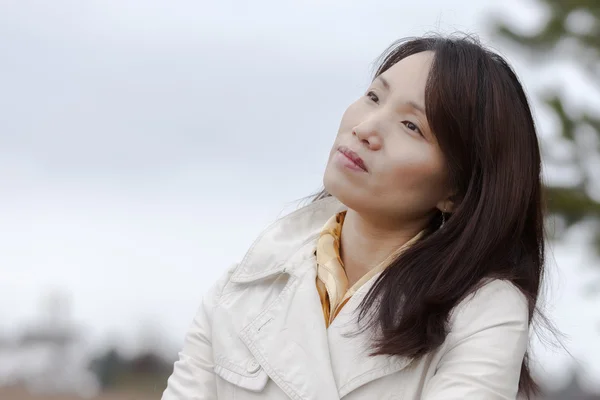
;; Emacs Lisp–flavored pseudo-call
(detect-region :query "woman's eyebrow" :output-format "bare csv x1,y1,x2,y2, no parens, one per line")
406,101,425,115
374,75,391,91
374,76,425,115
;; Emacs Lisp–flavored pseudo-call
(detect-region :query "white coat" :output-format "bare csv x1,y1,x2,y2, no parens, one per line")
162,196,530,400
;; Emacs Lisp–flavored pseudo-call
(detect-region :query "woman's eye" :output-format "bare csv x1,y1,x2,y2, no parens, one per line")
366,91,379,103
402,121,423,136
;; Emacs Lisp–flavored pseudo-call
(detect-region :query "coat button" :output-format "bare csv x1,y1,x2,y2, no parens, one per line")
246,359,260,373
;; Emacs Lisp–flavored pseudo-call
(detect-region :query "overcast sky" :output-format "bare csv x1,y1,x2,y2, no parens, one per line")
1,0,599,391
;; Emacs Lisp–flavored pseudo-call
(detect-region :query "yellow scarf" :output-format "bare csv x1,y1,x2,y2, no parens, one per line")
315,211,424,327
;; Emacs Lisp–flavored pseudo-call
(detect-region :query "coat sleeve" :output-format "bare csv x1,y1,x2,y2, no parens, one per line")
422,280,530,400
162,264,237,400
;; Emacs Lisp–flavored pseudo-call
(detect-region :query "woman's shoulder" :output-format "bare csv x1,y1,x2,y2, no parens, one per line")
457,278,528,310
227,196,347,283
447,278,530,342
202,197,347,298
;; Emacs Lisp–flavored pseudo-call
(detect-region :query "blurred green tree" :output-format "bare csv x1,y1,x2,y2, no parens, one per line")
490,0,600,258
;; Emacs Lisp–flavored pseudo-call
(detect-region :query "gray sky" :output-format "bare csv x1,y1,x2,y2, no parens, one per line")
1,0,599,391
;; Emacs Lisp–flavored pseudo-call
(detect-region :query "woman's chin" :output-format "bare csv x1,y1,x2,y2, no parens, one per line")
323,173,368,212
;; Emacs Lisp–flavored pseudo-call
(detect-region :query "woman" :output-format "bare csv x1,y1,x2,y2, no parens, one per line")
162,34,546,399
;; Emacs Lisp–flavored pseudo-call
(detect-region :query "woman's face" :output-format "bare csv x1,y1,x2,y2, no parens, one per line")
323,51,452,223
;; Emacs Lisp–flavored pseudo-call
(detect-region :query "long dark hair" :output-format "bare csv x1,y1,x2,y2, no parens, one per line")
313,34,547,398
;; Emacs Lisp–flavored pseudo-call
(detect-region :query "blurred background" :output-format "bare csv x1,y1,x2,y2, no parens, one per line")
1,0,599,399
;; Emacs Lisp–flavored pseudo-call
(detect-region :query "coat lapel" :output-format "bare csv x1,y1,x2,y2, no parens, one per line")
327,275,413,398
238,244,340,400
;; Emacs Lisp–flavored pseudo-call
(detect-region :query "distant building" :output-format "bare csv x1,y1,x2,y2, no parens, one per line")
0,291,100,398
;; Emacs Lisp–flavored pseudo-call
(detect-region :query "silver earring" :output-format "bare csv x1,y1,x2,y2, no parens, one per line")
440,209,446,227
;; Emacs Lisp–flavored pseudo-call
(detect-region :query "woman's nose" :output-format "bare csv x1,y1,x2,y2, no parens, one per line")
353,127,382,150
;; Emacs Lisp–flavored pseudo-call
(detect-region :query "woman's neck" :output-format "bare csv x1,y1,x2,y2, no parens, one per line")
339,208,423,287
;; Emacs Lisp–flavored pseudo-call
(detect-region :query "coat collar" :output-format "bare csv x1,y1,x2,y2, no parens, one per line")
230,195,347,283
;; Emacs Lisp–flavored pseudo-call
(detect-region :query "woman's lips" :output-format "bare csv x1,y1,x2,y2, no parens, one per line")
337,146,368,172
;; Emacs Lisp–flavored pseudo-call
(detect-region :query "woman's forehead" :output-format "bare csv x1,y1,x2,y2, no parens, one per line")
374,52,434,111
377,52,433,92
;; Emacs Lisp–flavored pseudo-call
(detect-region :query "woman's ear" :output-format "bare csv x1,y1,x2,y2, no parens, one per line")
436,193,457,213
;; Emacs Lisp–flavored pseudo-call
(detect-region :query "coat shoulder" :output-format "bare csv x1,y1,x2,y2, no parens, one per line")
204,262,241,305
447,279,530,342
230,197,346,283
